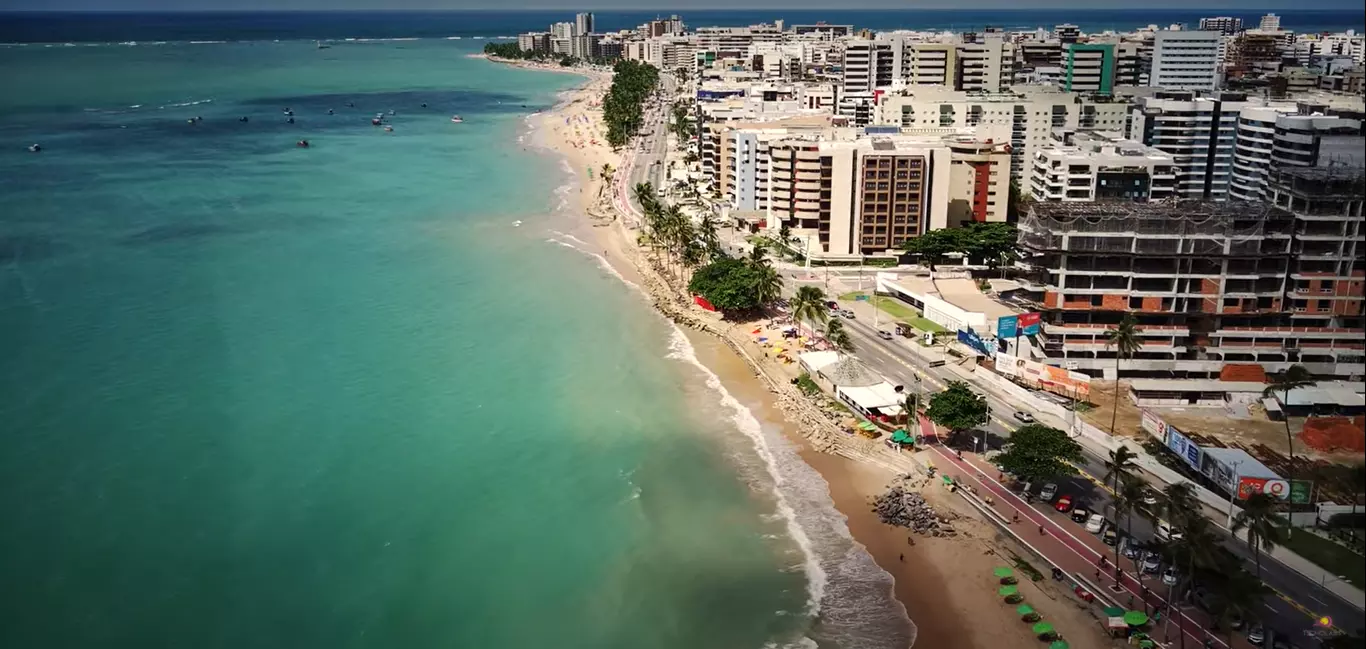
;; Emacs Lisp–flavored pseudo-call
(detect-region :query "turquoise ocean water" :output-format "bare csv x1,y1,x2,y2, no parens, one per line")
0,39,909,648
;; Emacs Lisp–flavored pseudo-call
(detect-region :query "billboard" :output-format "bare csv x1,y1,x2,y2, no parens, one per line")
1166,426,1202,470
957,327,994,357
1018,312,1042,336
1140,410,1168,443
995,353,1092,399
1238,477,1314,503
998,315,1019,339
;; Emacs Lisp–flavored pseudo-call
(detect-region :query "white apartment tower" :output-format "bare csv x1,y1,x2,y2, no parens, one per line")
1029,130,1178,202
574,12,594,37
1150,31,1222,90
957,34,1016,93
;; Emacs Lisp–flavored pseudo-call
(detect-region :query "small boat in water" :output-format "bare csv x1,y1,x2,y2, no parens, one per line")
384,125,394,132
451,115,464,123
28,143,41,153
371,117,383,126
297,140,310,148
316,40,330,49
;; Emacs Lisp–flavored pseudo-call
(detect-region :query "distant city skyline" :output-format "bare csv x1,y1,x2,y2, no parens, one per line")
3,1,1363,13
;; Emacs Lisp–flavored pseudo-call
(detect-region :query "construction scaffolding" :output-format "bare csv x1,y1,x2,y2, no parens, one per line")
1267,165,1366,199
1018,200,1295,257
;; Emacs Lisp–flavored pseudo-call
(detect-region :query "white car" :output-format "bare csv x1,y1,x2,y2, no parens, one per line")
1141,551,1162,573
1039,483,1058,502
1161,565,1179,587
1084,513,1106,534
1013,411,1035,423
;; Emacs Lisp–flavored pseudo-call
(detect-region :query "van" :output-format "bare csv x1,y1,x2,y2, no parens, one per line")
927,359,946,368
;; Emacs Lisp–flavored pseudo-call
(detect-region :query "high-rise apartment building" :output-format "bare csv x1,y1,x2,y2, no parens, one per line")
1062,43,1116,94
876,86,1130,177
1017,165,1365,380
1259,14,1282,33
957,35,1016,93
1199,16,1244,36
1054,24,1081,44
1231,109,1364,200
1029,130,1178,203
1150,31,1222,90
1128,91,1249,201
574,12,594,37
840,39,895,94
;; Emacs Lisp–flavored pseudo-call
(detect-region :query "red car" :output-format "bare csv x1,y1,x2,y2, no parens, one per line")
1054,495,1074,513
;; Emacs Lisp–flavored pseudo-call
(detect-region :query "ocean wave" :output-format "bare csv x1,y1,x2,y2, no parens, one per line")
549,230,590,248
544,236,641,292
188,40,226,44
158,99,214,110
665,328,828,617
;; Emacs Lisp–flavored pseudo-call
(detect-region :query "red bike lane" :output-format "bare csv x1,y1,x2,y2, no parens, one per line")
917,416,1227,649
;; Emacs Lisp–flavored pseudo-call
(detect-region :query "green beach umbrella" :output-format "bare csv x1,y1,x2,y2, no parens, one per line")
993,566,1014,578
892,431,910,443
1049,641,1069,649
998,585,1019,597
1102,606,1124,617
1032,621,1055,635
1124,611,1150,626
1015,604,1035,616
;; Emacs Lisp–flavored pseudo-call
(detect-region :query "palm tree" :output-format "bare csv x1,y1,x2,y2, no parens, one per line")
1114,473,1148,573
746,244,770,269
698,213,720,259
754,265,783,307
825,319,855,356
1263,365,1316,482
1231,493,1289,581
1158,481,1200,529
600,163,614,185
1104,446,1138,495
1169,517,1223,649
633,182,656,214
779,222,792,251
1208,568,1265,645
1104,314,1142,438
791,285,828,338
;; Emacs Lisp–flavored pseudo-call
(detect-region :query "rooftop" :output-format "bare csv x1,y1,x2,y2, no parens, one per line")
1128,378,1268,393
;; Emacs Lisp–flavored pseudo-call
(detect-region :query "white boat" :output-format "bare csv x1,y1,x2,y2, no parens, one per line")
451,115,464,123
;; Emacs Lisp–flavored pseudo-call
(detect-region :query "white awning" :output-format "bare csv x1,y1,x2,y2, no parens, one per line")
837,382,904,410
799,351,839,374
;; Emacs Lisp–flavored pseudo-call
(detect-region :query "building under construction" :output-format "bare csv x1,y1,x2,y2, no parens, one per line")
1016,165,1365,380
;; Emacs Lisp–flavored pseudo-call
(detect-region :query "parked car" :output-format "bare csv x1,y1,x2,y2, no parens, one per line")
1039,483,1058,502
1121,537,1142,560
1156,519,1183,542
826,301,839,310
1161,565,1179,586
1013,411,1035,423
877,330,894,341
838,309,855,319
1071,507,1090,524
1102,528,1118,546
1141,551,1161,573
1085,513,1106,534
1246,625,1265,645
1053,495,1073,513
1141,488,1160,506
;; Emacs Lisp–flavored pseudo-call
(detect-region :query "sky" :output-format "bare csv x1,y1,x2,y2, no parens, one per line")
2,0,1360,11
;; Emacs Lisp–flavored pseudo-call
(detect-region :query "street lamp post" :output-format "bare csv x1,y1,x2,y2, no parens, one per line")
1225,459,1244,528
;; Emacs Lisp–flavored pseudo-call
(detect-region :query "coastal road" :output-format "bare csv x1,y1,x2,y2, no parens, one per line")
808,282,1360,646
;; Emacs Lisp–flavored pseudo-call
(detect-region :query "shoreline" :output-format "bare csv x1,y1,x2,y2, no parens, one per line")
494,58,1118,649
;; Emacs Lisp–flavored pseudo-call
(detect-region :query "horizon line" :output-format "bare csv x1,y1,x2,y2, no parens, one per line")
1,7,1352,14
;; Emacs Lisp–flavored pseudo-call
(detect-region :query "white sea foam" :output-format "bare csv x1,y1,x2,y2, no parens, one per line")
665,328,828,616
549,230,591,248
188,40,226,44
544,236,641,292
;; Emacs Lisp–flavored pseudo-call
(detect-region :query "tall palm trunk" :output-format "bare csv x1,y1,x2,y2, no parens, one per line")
1110,354,1121,437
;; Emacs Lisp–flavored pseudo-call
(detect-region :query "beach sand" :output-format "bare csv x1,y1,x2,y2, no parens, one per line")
511,62,1121,649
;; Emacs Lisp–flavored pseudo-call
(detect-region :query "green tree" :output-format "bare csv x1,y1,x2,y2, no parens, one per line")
1231,492,1289,581
1104,446,1138,496
1157,481,1200,530
791,285,828,337
600,163,614,185
1104,314,1142,438
990,423,1084,484
926,381,989,445
778,222,792,246
753,265,783,306
900,229,964,270
1113,473,1148,574
602,60,660,149
1263,365,1316,484
825,319,855,357
698,213,720,259
746,244,770,268
961,222,1018,269
687,258,762,313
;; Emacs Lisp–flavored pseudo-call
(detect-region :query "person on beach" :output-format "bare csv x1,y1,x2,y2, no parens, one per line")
899,554,904,562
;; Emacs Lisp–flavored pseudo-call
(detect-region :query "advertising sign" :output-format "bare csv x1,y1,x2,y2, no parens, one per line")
1238,477,1290,500
995,353,1092,400
1166,426,1202,470
997,315,1019,339
1140,410,1168,443
1018,312,1042,336
1289,480,1313,505
957,327,993,357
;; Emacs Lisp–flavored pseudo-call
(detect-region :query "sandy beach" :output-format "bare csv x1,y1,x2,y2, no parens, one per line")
504,60,1121,648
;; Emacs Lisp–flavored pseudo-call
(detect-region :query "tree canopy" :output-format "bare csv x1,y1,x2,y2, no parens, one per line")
925,381,989,433
990,424,1084,484
899,222,1018,269
602,60,659,149
687,257,779,314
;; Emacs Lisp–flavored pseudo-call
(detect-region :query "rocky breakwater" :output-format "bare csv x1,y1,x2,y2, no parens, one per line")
874,485,958,537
